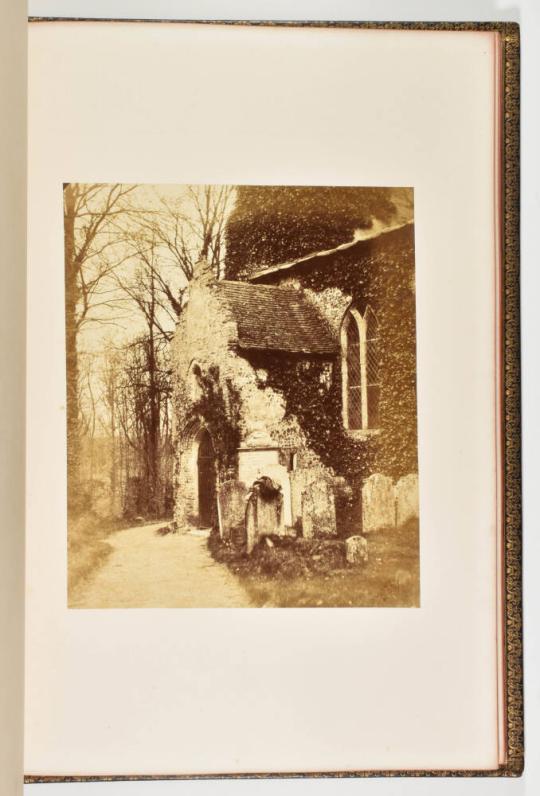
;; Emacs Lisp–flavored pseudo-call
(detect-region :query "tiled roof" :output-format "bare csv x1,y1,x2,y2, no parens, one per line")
215,281,336,356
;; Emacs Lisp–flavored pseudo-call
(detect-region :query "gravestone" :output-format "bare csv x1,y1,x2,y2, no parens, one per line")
362,473,395,533
262,463,292,527
289,466,333,528
217,480,248,541
395,473,419,527
290,468,315,526
345,535,368,565
301,479,337,539
245,477,284,554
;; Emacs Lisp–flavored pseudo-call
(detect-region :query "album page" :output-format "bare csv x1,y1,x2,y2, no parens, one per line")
26,21,501,775
0,2,26,794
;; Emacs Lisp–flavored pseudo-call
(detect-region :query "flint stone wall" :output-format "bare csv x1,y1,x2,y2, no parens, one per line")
172,275,329,529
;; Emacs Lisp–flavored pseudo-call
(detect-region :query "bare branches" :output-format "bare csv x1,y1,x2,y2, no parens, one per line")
65,182,236,519
127,185,236,318
65,184,138,334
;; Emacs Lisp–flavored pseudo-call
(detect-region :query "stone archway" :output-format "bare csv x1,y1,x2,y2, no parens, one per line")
197,428,217,528
176,420,218,530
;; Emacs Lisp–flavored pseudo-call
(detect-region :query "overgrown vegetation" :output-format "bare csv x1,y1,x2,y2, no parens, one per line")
68,513,118,597
209,530,346,579
65,184,235,527
208,520,420,608
188,364,242,475
225,186,403,278
246,224,418,481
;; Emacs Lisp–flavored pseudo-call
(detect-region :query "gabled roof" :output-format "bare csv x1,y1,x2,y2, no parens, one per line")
215,281,336,356
249,221,413,283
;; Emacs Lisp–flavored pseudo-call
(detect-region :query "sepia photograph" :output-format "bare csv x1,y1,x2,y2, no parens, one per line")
19,17,523,782
65,184,419,608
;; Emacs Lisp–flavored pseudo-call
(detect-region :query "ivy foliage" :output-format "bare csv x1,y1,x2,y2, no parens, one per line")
225,186,400,279
248,351,375,479
246,225,418,482
188,365,242,476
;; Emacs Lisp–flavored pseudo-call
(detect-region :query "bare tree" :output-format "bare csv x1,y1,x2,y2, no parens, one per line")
110,335,172,519
77,351,98,507
133,185,235,319
65,184,233,521
114,242,173,517
64,183,135,511
99,344,122,516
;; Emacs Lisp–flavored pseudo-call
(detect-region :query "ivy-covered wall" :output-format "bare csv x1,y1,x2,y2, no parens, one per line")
172,275,302,526
172,223,417,532
224,186,410,280
252,224,418,482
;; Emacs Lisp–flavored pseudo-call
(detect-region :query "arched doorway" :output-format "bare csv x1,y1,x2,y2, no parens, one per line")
197,428,217,528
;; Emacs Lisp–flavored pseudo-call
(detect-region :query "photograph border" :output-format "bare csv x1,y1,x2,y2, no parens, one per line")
24,18,522,781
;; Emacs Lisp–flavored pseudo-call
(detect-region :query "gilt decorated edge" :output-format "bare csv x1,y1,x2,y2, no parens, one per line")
25,19,522,782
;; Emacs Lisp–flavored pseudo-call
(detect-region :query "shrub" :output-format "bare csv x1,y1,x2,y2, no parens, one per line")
207,529,346,580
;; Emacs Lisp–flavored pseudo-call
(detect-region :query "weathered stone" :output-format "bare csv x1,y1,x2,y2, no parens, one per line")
172,274,289,529
290,467,326,526
217,480,248,541
245,498,257,555
238,448,279,494
345,535,368,565
156,523,178,537
362,473,395,533
245,477,284,554
301,479,337,539
394,568,412,587
262,463,292,527
238,450,293,529
172,224,419,549
395,473,419,527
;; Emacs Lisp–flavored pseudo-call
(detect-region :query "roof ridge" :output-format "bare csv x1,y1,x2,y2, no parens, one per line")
217,279,297,292
248,220,413,282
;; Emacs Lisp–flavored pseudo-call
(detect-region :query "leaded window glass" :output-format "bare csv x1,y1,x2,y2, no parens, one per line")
346,316,362,429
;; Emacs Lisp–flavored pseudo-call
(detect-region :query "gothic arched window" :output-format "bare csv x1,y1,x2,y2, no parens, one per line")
365,306,380,429
341,306,380,431
345,313,363,429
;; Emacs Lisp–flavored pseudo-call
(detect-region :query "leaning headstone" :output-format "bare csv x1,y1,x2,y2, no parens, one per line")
362,473,395,533
301,479,337,539
217,480,248,541
395,473,419,527
245,497,257,555
261,463,292,527
345,535,368,565
290,467,328,527
245,477,284,554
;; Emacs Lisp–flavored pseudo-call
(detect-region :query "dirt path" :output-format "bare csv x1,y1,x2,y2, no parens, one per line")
70,523,253,608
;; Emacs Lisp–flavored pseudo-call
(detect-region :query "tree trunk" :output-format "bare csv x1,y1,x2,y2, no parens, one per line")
64,186,81,514
146,296,160,517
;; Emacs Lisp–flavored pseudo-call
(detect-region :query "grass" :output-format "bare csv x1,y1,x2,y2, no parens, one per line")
68,513,115,599
67,513,165,599
208,520,420,608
